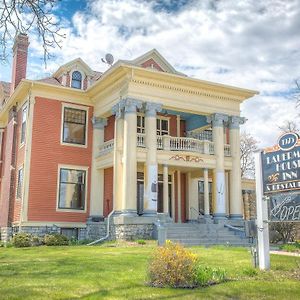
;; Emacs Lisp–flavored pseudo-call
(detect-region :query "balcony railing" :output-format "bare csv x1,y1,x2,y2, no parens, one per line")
99,139,114,155
224,144,231,156
136,134,215,155
98,136,230,157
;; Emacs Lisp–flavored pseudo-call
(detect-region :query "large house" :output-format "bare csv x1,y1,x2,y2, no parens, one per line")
0,34,257,242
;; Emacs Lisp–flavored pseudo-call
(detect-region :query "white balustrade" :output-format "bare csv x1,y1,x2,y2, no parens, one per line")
137,133,146,147
224,144,231,156
157,136,163,149
169,136,205,153
99,139,114,155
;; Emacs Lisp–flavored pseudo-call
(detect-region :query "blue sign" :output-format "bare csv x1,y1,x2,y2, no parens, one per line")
261,132,300,222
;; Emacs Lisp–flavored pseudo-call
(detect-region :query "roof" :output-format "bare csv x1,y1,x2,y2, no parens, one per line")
37,77,62,86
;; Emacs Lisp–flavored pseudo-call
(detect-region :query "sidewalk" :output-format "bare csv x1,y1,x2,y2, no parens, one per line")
270,250,300,257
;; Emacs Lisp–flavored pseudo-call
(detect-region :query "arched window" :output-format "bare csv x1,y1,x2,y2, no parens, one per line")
71,71,82,89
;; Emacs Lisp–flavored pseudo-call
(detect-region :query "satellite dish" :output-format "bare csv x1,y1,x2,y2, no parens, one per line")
101,53,114,66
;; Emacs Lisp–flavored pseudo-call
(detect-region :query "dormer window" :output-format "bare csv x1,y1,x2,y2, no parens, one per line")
71,71,82,89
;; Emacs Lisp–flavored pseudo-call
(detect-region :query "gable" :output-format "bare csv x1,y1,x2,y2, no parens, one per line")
130,49,185,76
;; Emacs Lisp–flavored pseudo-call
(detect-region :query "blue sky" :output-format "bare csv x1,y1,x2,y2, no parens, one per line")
1,0,299,146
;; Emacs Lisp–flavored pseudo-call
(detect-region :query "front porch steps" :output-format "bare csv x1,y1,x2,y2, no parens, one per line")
165,222,253,247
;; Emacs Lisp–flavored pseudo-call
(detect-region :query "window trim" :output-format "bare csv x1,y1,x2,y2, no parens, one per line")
60,103,89,148
70,70,84,90
137,113,170,136
20,103,28,148
56,164,88,213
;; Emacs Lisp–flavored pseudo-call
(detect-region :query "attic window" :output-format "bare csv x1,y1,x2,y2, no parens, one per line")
71,71,82,89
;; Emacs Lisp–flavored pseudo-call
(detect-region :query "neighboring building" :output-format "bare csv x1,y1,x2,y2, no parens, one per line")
0,34,258,242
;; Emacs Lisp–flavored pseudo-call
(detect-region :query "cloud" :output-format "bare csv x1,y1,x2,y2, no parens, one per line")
2,0,300,146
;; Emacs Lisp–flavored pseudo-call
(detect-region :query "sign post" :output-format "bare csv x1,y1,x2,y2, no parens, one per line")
254,150,270,270
255,132,300,270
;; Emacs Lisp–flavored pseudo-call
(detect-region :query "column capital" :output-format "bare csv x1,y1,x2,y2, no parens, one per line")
206,113,228,127
242,189,253,195
144,102,162,117
112,103,123,118
229,116,246,129
112,98,143,117
91,116,107,129
122,98,143,113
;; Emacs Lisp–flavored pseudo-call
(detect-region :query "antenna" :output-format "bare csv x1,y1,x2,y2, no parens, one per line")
101,53,114,66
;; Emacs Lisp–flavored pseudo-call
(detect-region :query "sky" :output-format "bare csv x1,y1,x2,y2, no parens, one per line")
0,0,299,147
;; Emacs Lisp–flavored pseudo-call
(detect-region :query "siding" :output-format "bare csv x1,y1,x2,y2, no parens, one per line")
27,97,93,223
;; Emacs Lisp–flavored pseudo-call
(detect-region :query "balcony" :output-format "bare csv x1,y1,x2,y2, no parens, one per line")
99,135,231,156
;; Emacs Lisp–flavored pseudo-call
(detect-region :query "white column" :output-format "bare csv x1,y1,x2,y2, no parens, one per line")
90,117,107,217
203,168,210,217
144,102,162,214
229,116,245,219
121,99,142,214
163,164,169,215
177,171,182,223
207,113,228,219
111,105,124,212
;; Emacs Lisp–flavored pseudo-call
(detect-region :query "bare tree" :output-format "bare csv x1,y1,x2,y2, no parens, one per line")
278,120,299,134
0,0,65,64
240,132,258,178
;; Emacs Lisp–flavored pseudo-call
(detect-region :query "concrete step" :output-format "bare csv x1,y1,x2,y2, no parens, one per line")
163,222,252,247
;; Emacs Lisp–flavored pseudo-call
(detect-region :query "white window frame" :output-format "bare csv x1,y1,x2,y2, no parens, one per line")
56,164,88,213
156,116,170,136
70,70,84,90
60,103,89,148
137,113,170,135
20,103,28,147
16,165,24,200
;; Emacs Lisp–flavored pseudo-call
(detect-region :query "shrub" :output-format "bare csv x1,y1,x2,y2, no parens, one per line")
136,239,146,245
148,241,198,288
280,244,300,253
195,265,227,286
43,234,69,246
12,233,33,248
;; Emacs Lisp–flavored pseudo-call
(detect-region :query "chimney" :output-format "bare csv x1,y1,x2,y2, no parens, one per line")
10,33,29,94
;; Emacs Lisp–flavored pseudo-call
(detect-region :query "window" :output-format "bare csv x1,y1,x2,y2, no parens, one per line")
20,105,27,144
62,107,87,145
156,118,169,135
58,168,86,210
136,115,169,135
16,167,24,199
71,71,82,89
137,115,145,133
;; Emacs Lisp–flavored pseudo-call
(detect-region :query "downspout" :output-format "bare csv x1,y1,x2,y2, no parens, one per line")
87,209,115,245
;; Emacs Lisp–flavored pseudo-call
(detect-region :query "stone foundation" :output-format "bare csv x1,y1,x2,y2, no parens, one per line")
0,227,13,243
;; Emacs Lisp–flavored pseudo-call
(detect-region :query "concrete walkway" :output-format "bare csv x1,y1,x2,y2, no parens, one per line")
270,250,300,257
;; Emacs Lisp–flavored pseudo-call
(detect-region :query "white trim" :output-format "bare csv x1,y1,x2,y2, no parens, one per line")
19,102,28,148
15,164,24,201
56,164,89,213
60,102,89,148
70,69,84,90
137,112,170,135
16,221,87,228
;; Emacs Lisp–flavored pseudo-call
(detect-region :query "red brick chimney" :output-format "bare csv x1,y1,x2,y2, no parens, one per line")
10,33,29,94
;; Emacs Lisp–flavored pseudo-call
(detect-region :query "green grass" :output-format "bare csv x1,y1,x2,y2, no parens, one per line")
0,242,299,299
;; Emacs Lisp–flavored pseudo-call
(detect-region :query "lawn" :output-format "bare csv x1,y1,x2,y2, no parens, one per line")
0,242,299,300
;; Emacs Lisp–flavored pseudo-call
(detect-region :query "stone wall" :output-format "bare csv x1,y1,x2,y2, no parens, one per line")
0,227,13,242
